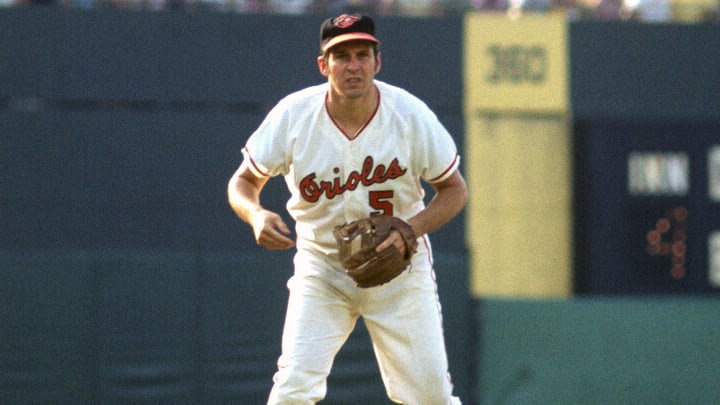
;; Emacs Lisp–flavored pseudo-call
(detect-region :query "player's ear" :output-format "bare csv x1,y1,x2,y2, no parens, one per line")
374,52,382,75
317,55,329,77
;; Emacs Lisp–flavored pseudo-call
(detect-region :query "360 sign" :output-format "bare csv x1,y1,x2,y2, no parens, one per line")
486,45,548,85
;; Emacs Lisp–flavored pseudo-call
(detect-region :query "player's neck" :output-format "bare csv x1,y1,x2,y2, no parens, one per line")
326,85,379,139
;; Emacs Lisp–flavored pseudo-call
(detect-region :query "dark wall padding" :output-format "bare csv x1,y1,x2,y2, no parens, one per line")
570,21,720,122
0,9,469,402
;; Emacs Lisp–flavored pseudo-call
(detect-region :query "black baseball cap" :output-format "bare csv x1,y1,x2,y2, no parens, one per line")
320,14,380,53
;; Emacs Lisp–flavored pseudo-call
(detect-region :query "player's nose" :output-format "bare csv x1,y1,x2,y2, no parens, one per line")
347,57,364,71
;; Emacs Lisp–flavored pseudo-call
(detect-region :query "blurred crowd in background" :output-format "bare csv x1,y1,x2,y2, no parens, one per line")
0,0,718,23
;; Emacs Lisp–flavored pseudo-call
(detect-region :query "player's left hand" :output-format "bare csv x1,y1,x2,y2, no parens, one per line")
376,230,407,256
333,214,418,288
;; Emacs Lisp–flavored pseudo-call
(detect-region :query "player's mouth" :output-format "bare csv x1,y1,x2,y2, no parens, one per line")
346,77,366,88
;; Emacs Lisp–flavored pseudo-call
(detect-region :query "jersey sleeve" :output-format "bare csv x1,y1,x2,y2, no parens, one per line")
242,100,293,178
411,101,460,184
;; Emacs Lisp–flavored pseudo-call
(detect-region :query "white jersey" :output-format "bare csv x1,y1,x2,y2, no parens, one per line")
242,80,460,255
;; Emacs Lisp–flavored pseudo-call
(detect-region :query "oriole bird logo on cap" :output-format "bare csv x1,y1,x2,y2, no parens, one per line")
334,14,360,28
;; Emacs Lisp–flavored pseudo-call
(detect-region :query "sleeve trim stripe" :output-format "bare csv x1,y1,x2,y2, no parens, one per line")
243,147,271,177
428,154,460,183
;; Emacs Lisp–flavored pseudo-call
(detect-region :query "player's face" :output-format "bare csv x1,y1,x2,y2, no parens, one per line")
318,41,381,100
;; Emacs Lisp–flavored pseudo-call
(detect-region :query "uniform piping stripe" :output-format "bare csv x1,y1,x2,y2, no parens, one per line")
243,146,270,177
424,233,457,395
325,86,380,141
428,154,460,183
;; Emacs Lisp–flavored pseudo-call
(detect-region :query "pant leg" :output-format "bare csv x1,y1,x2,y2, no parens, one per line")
267,250,359,405
360,250,461,405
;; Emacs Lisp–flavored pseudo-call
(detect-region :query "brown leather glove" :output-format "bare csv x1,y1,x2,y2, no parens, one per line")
333,213,418,288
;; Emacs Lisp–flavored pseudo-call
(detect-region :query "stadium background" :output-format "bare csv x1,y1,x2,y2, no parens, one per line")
1,7,719,404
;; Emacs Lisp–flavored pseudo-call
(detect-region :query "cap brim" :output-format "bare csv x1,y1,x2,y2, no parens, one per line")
322,33,380,52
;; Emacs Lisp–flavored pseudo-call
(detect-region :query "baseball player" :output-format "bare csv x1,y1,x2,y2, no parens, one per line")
227,14,467,404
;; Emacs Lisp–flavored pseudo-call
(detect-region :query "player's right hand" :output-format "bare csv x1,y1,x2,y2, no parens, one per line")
250,209,295,250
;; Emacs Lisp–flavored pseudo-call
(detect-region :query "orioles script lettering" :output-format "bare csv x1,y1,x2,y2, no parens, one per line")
300,156,406,202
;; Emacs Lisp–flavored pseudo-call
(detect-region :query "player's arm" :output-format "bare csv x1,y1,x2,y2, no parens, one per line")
409,169,468,237
376,170,467,254
227,161,295,250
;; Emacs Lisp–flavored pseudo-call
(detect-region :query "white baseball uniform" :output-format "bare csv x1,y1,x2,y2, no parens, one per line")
241,79,462,404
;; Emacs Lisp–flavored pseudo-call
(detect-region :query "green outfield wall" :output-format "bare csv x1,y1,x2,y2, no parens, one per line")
476,297,720,405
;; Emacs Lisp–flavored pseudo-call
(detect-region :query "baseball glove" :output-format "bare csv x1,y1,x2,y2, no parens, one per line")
333,213,418,288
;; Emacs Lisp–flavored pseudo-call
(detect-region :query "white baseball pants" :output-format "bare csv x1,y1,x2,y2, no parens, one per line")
267,246,461,405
